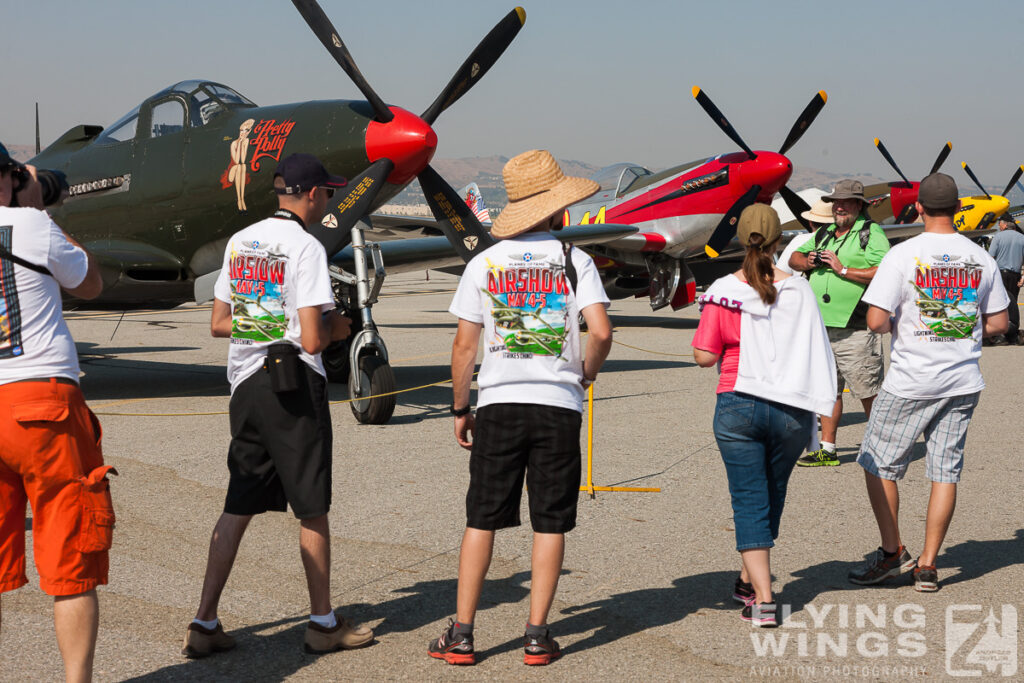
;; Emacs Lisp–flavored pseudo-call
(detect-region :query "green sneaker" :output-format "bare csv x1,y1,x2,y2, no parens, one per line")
796,447,839,467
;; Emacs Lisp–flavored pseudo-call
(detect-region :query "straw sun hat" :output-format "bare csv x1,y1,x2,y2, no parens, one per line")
490,150,600,239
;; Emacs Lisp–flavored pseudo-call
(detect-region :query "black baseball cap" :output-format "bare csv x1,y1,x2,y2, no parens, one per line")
0,142,18,170
273,153,347,195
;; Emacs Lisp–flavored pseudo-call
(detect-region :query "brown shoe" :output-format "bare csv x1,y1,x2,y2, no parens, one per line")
181,622,236,658
304,618,374,654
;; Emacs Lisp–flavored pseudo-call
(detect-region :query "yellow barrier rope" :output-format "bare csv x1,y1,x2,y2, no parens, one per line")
611,338,693,358
92,374,471,417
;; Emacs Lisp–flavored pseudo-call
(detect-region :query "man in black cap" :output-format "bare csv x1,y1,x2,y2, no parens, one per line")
183,153,372,657
789,179,891,467
985,214,1024,344
849,173,1008,592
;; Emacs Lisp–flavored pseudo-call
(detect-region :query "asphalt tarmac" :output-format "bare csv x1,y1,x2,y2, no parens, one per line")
2,271,1022,681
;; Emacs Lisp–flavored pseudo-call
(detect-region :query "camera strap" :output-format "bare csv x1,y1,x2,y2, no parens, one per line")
0,244,53,277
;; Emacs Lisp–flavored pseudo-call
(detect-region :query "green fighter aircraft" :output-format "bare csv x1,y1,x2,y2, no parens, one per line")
22,0,636,425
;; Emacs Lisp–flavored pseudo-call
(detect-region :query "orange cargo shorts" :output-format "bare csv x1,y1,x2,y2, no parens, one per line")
0,379,115,597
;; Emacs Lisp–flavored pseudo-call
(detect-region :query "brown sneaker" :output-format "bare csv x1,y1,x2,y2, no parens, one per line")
181,622,236,658
304,618,374,654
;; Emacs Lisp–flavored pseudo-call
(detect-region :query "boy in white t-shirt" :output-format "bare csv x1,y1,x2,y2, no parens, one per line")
848,173,1009,592
429,151,613,666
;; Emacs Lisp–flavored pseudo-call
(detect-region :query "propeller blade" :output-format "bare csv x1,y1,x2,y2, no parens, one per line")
420,7,526,125
778,90,828,156
692,86,755,159
961,162,991,199
291,0,393,123
894,203,919,224
34,103,40,155
705,184,762,258
873,138,910,185
1001,165,1024,197
419,165,496,262
779,185,812,230
307,158,394,257
929,141,952,175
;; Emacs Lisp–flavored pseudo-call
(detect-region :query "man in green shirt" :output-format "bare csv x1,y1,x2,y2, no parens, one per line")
789,179,891,466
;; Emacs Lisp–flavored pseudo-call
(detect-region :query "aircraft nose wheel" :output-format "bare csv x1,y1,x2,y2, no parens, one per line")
348,354,396,424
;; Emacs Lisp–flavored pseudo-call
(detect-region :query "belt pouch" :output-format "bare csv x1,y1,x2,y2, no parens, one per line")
266,343,302,393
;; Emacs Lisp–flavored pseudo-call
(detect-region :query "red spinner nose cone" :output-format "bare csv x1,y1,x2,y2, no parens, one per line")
736,152,793,200
365,106,438,185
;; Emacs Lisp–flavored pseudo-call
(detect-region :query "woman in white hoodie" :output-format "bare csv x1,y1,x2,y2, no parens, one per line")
692,204,836,627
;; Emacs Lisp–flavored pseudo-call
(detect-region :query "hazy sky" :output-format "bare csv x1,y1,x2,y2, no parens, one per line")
3,0,1024,191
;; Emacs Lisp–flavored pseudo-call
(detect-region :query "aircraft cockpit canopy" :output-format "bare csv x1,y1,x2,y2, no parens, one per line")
95,80,256,145
590,163,653,197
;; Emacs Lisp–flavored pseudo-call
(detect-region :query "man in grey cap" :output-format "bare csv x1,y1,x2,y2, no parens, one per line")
789,179,891,467
985,214,1024,344
848,172,1008,592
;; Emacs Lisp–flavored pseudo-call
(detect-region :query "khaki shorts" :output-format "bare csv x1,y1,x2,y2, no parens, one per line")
827,327,884,400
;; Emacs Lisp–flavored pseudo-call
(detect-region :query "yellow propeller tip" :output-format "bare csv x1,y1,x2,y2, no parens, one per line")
818,90,828,102
705,245,720,258
873,137,881,146
961,161,968,169
691,86,702,98
515,7,526,23
946,141,952,148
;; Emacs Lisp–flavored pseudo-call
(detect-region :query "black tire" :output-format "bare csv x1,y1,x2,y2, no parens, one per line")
348,355,396,424
322,340,350,384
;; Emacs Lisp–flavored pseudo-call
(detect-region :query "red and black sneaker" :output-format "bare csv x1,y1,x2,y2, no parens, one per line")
524,628,562,666
428,619,475,665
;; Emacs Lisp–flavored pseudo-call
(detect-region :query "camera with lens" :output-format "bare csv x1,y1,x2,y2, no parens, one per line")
10,163,69,207
810,250,825,268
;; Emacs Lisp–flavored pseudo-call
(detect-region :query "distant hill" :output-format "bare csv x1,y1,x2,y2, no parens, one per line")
4,144,34,162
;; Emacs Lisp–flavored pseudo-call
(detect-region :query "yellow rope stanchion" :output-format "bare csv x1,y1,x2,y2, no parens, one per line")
579,382,660,497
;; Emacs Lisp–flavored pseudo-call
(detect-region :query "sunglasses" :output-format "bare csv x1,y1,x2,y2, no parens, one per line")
319,186,336,200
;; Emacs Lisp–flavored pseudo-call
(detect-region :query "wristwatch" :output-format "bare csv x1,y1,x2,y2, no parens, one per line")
450,404,472,417
840,266,849,277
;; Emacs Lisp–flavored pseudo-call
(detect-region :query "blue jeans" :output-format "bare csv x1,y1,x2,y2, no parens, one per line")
713,391,814,551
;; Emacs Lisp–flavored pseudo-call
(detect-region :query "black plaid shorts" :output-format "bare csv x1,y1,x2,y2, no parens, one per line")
224,362,332,519
466,402,582,534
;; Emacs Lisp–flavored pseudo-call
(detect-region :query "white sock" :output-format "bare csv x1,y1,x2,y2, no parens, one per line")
192,617,219,630
310,611,338,629
821,441,836,453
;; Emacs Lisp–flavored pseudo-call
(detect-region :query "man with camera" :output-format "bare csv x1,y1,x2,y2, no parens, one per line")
789,179,890,467
0,142,107,683
183,153,369,657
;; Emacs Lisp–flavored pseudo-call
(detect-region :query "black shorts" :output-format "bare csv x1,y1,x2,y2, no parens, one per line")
466,403,582,534
224,362,332,519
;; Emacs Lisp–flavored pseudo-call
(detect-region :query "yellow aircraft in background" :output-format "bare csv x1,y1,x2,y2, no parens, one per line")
953,161,1022,231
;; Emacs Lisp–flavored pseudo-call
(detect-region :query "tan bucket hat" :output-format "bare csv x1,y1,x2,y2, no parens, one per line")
490,150,600,239
822,178,868,204
800,199,834,224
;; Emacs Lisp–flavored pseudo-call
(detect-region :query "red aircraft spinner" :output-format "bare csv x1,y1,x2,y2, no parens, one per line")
564,87,828,311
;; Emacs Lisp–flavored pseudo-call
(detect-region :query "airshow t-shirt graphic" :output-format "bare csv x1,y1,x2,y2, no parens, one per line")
483,251,571,359
227,240,289,344
910,253,984,340
448,234,611,413
862,232,1009,400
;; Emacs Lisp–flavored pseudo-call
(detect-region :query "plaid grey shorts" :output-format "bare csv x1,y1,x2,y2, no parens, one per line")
857,389,980,483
